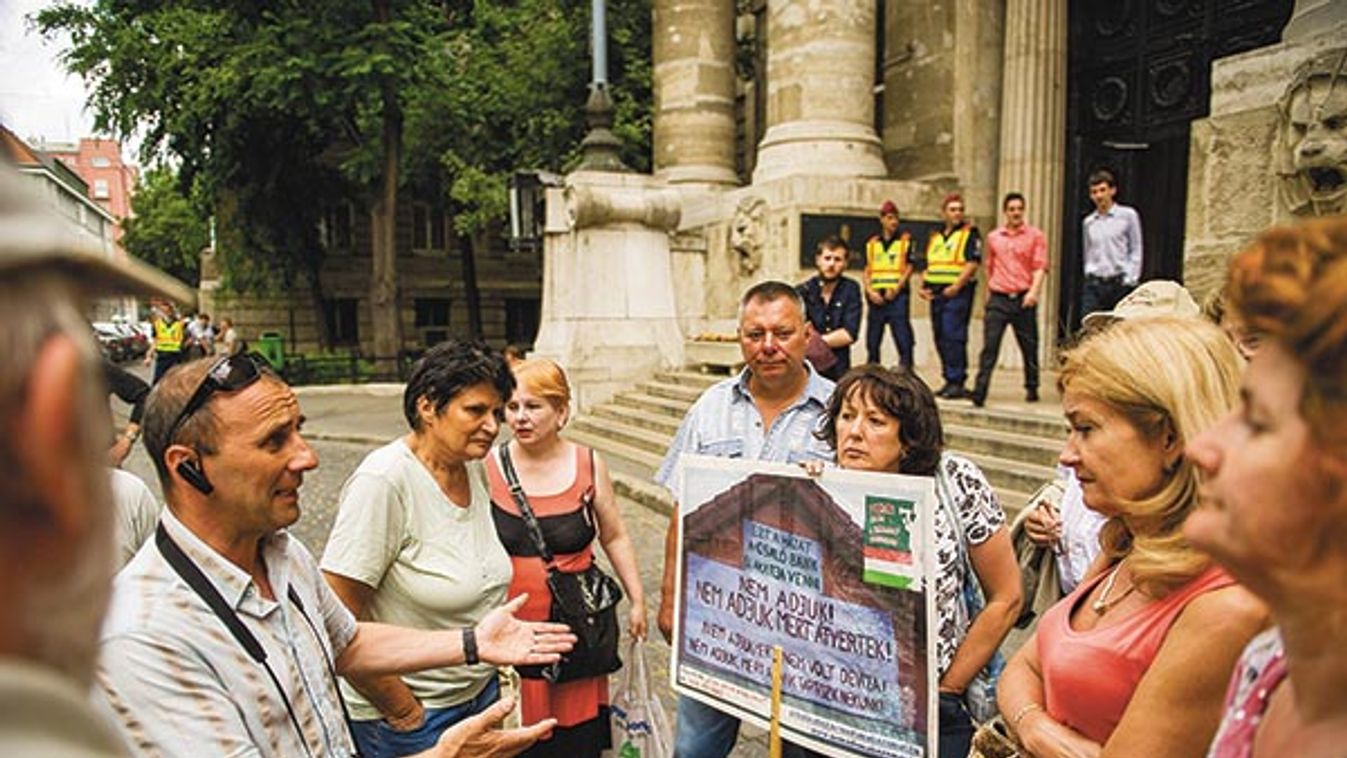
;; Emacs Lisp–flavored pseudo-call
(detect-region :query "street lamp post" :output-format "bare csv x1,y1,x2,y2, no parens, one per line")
577,0,628,172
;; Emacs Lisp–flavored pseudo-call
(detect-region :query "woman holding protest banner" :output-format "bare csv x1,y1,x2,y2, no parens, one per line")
486,358,646,757
995,317,1267,758
816,365,1022,758
1186,219,1347,757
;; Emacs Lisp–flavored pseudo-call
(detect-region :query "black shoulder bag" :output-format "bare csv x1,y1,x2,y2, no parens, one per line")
499,445,624,683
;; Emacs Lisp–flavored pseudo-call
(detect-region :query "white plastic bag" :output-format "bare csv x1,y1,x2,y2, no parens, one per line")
609,640,672,758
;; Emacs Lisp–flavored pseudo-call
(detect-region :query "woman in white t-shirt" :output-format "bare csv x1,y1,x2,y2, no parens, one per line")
321,340,517,758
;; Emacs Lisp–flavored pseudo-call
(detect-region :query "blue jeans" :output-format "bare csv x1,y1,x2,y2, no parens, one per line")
928,283,975,386
350,678,499,758
866,291,915,369
673,695,825,758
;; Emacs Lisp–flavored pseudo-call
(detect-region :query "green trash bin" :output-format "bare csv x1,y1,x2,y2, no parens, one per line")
256,331,285,371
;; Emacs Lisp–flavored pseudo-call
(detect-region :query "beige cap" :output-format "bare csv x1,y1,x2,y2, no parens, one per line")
1082,280,1200,327
0,167,195,305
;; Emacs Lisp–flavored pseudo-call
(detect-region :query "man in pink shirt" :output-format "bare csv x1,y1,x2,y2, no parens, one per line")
971,192,1048,407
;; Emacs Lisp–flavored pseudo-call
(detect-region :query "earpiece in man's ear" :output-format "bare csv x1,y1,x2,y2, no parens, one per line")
176,459,214,495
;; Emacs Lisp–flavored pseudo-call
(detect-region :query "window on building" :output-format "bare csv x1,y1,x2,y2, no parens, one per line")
414,297,451,347
323,298,360,346
505,298,540,347
322,204,354,252
412,203,446,251
93,179,110,199
91,156,112,168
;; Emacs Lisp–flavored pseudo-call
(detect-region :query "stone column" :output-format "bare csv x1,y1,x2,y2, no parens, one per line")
752,0,887,183
652,0,739,186
995,0,1067,364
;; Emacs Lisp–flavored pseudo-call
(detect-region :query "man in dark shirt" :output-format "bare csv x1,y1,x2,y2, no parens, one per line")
797,235,862,381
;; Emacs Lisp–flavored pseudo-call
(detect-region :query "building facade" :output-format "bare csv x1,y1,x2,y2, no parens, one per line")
536,0,1345,409
2,125,132,321
200,196,542,360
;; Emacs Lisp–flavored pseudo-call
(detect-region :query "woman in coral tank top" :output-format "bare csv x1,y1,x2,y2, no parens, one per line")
486,358,646,757
996,316,1268,758
1186,219,1347,758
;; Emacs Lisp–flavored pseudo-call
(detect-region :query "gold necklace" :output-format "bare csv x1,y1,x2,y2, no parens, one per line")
1092,560,1136,614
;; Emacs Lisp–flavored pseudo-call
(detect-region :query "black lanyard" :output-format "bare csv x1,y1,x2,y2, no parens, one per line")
154,524,362,758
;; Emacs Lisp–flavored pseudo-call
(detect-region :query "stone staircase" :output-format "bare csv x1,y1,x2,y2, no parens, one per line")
565,369,1066,518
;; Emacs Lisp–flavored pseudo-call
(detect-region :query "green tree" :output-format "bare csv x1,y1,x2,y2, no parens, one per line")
39,0,650,353
121,167,210,287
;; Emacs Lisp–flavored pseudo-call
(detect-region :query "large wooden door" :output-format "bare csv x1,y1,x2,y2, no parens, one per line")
1060,0,1292,333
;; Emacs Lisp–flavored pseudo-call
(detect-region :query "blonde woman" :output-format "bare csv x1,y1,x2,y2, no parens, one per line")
997,317,1267,758
485,359,646,757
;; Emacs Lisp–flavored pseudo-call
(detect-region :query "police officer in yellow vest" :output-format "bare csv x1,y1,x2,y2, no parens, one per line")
916,193,982,399
145,298,185,383
863,200,916,370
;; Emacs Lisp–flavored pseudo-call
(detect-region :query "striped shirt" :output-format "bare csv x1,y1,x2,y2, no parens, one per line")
655,366,836,503
96,508,358,758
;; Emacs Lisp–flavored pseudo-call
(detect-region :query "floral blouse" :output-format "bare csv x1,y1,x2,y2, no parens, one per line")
931,453,1006,675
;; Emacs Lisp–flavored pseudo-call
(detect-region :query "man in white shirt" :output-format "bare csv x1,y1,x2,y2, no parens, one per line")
1080,169,1144,321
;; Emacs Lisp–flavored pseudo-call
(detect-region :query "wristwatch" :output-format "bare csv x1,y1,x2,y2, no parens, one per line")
462,627,479,665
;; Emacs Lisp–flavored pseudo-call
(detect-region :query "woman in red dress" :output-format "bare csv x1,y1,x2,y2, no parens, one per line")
486,358,646,756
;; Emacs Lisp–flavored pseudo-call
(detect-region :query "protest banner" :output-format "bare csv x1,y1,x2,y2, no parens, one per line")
672,456,938,758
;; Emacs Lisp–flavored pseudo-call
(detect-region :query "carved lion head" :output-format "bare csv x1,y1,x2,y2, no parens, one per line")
729,195,768,276
1276,48,1347,216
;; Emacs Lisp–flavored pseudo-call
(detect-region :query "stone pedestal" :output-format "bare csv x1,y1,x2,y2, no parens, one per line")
752,0,887,183
993,0,1066,370
1183,2,1347,303
532,171,685,411
652,0,738,186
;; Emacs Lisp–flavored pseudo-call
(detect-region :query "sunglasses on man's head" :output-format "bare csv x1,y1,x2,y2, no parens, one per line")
167,353,275,443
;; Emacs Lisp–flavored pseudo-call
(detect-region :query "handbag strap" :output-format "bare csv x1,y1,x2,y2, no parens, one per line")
499,444,557,566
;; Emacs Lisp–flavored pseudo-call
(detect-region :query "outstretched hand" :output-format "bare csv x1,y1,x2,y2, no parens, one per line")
433,697,556,758
475,594,576,667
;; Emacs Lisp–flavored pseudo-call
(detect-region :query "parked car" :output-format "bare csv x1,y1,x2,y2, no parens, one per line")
112,321,149,358
92,322,135,362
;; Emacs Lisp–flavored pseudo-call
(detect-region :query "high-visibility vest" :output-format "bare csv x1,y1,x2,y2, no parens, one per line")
153,319,184,353
866,234,909,290
924,225,974,285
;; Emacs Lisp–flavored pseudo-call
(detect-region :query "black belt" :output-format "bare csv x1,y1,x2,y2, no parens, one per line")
1085,273,1125,284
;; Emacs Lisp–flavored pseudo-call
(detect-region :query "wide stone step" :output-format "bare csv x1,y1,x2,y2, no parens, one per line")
569,416,672,458
640,379,707,405
563,426,664,479
611,391,693,420
954,450,1057,499
936,400,1066,440
944,423,1061,468
653,369,724,390
590,402,683,437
